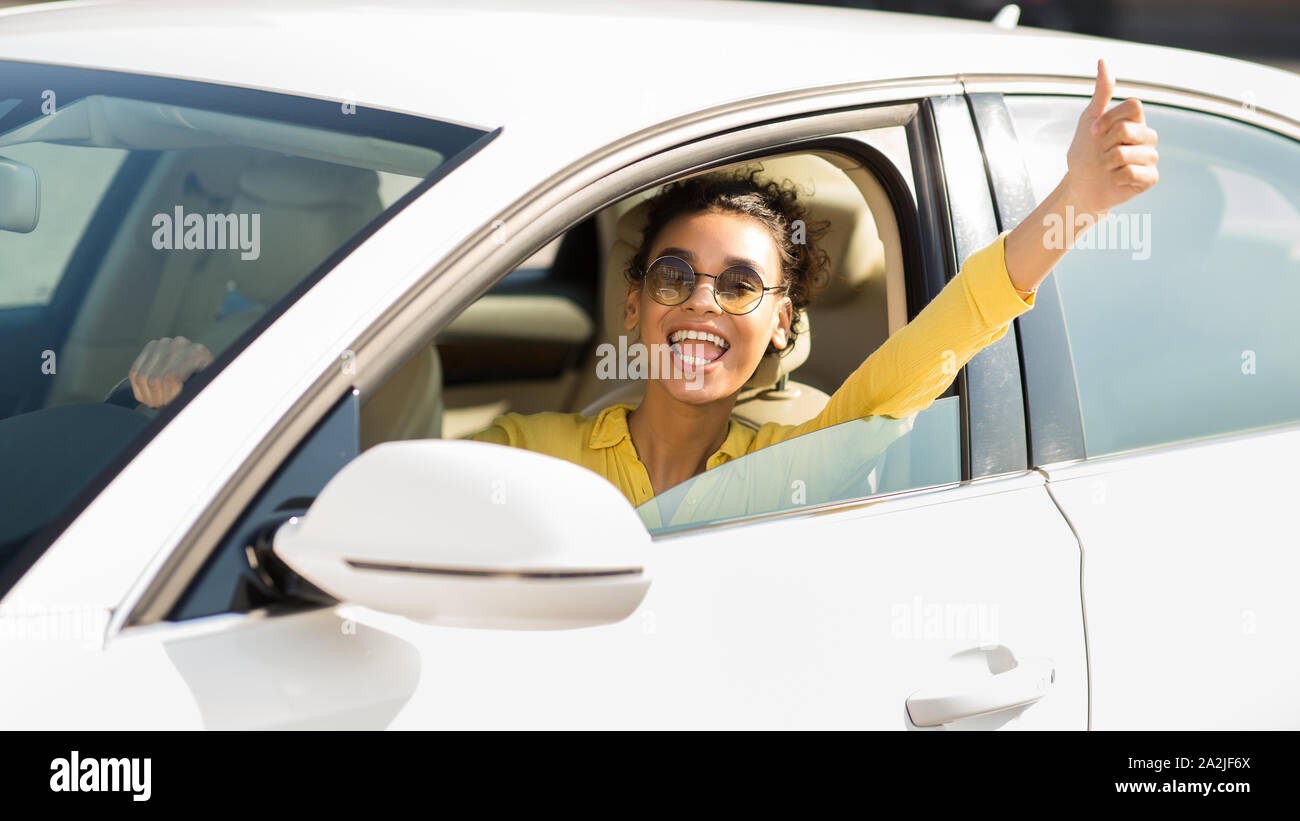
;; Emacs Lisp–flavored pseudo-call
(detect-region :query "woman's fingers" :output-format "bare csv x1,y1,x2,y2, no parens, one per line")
128,339,161,407
1114,163,1159,192
1083,58,1115,126
1104,143,1159,170
1101,119,1158,151
1092,97,1145,137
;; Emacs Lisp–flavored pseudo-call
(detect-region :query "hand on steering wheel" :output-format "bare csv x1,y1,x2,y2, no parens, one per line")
103,337,213,409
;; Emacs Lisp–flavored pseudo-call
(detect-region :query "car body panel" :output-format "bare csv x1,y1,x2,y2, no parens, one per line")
1043,423,1300,730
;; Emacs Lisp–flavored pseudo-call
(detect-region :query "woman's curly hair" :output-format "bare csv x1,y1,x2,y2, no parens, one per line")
624,164,832,356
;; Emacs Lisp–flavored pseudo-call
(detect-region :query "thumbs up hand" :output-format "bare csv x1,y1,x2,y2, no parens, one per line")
1064,59,1160,216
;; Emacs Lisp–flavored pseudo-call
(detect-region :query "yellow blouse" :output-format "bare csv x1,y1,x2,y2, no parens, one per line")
469,231,1035,507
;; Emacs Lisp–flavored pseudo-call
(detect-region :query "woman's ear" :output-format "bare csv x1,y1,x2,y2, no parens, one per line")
623,282,640,331
770,295,793,350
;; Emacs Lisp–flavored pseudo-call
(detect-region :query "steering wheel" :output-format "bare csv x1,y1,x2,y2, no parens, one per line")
102,375,187,412
103,376,143,409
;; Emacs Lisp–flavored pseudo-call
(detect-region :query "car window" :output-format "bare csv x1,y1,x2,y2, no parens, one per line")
1006,97,1300,456
638,396,960,533
0,60,491,585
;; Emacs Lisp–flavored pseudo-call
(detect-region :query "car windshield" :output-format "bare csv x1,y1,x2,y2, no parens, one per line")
0,60,491,579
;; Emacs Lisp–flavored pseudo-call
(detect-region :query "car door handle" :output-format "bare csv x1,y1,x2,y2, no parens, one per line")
906,652,1055,727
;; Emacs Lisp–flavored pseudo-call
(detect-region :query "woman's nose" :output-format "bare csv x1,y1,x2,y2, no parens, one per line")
683,278,722,314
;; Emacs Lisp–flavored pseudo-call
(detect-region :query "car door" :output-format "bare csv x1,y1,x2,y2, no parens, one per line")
6,85,1086,730
975,79,1300,729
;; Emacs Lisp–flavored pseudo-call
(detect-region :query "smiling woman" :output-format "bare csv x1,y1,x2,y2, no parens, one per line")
470,60,1160,506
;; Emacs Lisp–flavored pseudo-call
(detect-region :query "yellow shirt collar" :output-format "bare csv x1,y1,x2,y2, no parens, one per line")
588,403,752,466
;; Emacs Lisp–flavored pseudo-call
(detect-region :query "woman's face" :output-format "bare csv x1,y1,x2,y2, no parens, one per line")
624,209,792,405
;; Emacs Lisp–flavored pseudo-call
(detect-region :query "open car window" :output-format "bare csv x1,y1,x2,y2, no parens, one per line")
637,396,961,534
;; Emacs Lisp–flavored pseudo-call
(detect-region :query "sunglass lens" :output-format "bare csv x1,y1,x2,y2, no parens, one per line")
716,266,765,313
647,257,693,305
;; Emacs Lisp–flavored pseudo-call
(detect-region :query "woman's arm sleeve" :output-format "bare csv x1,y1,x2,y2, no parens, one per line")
466,413,522,447
468,423,512,446
756,231,1035,448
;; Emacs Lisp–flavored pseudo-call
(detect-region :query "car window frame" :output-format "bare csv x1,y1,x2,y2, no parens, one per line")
115,78,1038,631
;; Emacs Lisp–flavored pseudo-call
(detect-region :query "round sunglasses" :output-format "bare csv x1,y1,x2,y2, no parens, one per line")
642,255,785,315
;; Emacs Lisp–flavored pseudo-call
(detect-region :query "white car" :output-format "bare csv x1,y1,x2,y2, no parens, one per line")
1,0,1298,730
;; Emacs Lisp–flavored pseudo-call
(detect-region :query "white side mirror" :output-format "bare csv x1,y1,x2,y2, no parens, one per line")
273,439,651,630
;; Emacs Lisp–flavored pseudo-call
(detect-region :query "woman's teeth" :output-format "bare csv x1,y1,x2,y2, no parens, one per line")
668,330,729,365
669,329,729,348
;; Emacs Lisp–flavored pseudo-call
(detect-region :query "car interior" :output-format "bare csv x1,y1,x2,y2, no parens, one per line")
0,91,440,414
365,150,912,460
39,149,403,408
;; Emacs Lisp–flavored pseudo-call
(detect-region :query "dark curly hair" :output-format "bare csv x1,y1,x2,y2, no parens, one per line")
624,164,832,356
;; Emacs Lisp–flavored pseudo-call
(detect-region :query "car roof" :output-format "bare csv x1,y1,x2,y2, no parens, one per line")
3,0,1298,136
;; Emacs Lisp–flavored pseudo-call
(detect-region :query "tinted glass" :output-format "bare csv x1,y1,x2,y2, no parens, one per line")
1007,97,1300,456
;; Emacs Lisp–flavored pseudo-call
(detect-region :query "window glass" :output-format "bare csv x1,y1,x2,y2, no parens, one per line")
1006,97,1300,456
0,143,128,307
638,397,960,534
0,59,490,585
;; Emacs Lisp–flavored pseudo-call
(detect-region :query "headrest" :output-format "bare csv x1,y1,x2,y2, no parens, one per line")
238,154,380,206
214,155,381,304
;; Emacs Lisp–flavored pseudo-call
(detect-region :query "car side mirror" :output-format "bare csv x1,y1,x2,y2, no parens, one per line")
272,438,652,630
0,156,39,233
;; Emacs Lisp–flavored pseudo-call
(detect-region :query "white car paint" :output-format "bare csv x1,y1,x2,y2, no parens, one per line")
1044,426,1300,730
